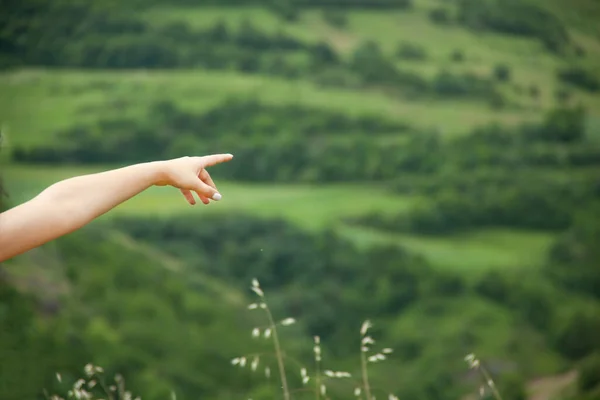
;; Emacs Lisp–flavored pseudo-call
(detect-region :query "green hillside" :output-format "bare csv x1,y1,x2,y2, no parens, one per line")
1,0,600,399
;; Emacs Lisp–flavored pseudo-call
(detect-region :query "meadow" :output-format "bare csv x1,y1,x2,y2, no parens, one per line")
3,164,555,274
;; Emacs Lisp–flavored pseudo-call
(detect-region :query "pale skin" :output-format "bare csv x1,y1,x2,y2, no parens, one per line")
0,154,233,262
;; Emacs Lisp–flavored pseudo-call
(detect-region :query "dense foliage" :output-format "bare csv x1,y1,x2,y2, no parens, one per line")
3,209,600,399
456,0,570,53
0,0,520,104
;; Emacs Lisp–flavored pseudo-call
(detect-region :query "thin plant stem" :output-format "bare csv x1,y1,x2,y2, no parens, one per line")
315,349,321,400
478,365,503,400
264,301,291,400
95,375,114,400
360,351,372,400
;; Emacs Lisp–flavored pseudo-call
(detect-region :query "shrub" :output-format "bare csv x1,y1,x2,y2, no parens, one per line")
396,41,427,60
429,7,452,25
456,0,570,53
529,84,540,99
497,373,527,400
557,66,600,92
554,310,600,360
322,9,348,28
309,41,339,68
270,0,300,21
493,63,511,82
575,44,586,58
554,87,572,104
579,353,600,393
432,70,497,100
450,49,465,62
475,271,510,304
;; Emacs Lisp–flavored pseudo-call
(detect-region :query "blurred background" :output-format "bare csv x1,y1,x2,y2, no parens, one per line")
1,0,600,399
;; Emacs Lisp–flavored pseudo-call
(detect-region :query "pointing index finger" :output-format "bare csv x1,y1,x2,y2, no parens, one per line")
198,153,234,168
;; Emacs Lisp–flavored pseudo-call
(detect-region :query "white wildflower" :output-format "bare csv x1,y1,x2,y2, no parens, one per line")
248,303,258,310
382,348,393,354
252,278,260,288
252,328,260,338
368,355,379,362
280,318,296,326
265,367,271,378
84,364,94,377
335,371,351,378
314,336,320,344
56,373,62,383
240,357,247,367
324,370,335,377
360,320,372,336
260,303,267,309
301,368,308,378
354,387,361,396
251,357,259,372
320,384,326,396
361,346,369,353
231,357,241,366
74,379,85,390
362,336,375,345
264,328,272,339
388,395,399,400
251,287,264,297
87,380,96,389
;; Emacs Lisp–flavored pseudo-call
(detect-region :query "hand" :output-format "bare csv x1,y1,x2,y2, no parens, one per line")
156,154,234,205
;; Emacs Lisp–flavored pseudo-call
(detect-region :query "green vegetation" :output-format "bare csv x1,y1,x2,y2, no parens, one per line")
2,0,600,399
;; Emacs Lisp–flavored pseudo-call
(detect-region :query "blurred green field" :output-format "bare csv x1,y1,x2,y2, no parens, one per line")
3,1,600,153
0,68,539,150
339,225,554,274
4,164,555,273
141,4,600,110
3,164,411,228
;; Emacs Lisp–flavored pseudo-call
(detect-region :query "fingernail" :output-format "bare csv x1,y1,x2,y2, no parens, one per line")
212,193,222,201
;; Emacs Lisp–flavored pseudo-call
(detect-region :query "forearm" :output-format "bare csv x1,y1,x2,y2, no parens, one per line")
37,161,164,223
0,161,164,261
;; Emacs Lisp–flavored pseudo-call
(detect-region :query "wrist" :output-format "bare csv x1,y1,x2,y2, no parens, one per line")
147,160,170,186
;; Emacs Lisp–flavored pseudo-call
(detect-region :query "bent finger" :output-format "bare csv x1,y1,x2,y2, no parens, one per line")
199,169,217,190
180,189,196,205
193,180,221,201
198,194,211,205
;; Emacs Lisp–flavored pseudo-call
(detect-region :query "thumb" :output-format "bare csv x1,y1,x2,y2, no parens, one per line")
192,179,222,201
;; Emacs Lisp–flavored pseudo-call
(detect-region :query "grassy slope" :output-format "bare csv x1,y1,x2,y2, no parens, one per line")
4,164,555,273
0,68,535,150
2,1,599,147
141,3,600,109
3,0,594,274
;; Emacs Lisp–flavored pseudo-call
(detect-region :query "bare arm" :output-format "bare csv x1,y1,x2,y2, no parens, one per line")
0,154,233,262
